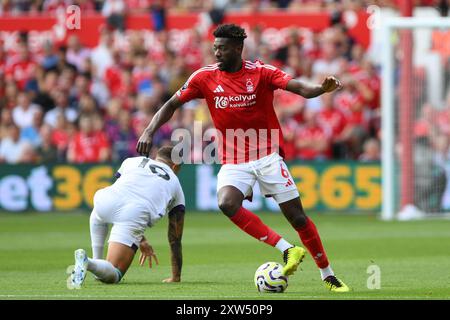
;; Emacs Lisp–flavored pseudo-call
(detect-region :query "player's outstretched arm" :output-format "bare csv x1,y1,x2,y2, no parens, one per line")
163,205,185,283
136,95,184,157
285,76,342,98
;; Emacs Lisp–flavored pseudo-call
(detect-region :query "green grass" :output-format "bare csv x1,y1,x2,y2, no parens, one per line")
0,211,449,300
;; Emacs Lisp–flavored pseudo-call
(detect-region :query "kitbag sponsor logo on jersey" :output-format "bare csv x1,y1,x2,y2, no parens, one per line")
214,96,229,108
213,94,257,109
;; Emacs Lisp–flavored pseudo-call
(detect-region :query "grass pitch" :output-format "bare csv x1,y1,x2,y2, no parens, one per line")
0,211,449,300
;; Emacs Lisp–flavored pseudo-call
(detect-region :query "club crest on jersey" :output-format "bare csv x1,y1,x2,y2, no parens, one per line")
246,79,254,93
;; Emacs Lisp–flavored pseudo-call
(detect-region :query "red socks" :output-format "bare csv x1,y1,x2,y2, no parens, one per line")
229,207,329,269
295,217,329,268
229,207,281,247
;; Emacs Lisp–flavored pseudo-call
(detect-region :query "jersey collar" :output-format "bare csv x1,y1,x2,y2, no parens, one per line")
220,60,245,78
154,159,174,174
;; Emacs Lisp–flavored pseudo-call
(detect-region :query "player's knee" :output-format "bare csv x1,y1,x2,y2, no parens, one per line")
98,268,123,284
290,213,308,229
281,198,308,228
218,197,240,217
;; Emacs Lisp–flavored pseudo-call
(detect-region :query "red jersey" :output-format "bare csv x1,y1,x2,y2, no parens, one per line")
68,131,110,163
317,108,347,137
104,65,123,95
334,90,369,129
176,60,292,164
5,60,36,90
295,125,330,160
355,70,381,110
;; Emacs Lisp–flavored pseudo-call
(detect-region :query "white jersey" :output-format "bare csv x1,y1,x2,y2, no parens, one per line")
108,156,185,224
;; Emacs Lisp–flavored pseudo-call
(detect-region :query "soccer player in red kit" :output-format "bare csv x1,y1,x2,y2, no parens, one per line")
137,24,349,292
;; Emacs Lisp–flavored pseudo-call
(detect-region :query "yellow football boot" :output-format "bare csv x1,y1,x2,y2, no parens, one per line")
323,275,350,292
282,246,306,276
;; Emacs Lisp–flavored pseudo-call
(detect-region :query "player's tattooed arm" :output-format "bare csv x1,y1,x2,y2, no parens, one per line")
286,76,342,98
136,95,184,157
165,205,185,282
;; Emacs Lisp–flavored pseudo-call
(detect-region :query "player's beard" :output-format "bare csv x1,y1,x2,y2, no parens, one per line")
218,57,241,72
217,60,227,71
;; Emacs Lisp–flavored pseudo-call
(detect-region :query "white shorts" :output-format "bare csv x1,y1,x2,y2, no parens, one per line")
93,188,150,248
217,153,299,204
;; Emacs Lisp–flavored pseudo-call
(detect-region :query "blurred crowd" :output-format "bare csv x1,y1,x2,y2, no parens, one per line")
0,0,448,15
1,0,448,165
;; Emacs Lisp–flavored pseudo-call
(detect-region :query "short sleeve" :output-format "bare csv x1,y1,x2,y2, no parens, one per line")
261,63,293,91
168,180,185,212
176,71,204,103
116,158,131,176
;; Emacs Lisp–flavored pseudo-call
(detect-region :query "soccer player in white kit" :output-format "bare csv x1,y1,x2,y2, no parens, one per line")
69,146,185,288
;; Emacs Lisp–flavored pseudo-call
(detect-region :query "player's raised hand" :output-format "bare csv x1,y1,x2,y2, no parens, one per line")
136,131,153,157
139,238,159,268
321,76,343,93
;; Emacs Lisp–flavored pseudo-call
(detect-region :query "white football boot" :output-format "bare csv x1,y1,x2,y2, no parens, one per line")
71,249,88,289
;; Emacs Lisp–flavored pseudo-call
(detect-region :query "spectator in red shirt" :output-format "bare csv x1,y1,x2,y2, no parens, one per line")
274,89,305,123
67,114,110,163
5,43,37,90
115,69,136,110
277,108,298,161
316,92,348,158
104,50,124,96
353,59,381,134
127,0,150,13
334,76,370,158
295,108,331,160
51,113,75,161
180,30,204,72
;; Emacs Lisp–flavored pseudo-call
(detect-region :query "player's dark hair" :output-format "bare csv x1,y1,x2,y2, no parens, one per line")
213,24,247,44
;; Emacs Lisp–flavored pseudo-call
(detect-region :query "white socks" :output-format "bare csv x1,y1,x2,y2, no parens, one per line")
87,258,122,284
90,211,108,259
320,265,334,280
275,238,293,252
87,211,121,284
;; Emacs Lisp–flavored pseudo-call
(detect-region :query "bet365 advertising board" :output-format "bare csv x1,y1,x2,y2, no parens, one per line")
0,162,381,213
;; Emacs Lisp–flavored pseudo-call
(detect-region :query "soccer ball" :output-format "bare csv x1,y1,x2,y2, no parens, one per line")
254,262,288,293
